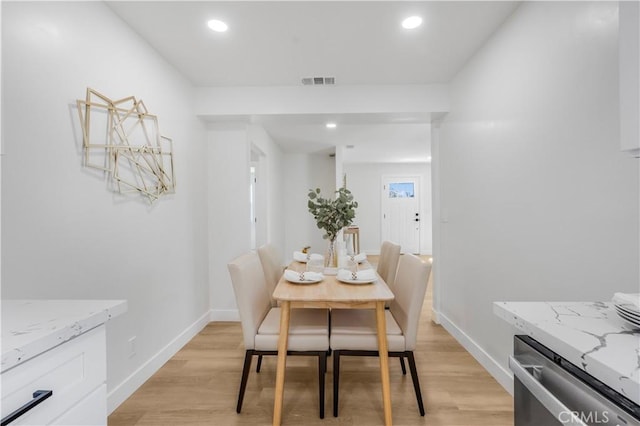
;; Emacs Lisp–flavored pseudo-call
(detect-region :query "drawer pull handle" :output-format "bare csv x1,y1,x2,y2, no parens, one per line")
1,390,53,426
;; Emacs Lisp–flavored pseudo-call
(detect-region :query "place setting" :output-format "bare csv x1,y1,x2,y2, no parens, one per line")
293,249,324,264
336,268,377,285
283,268,324,284
284,250,326,284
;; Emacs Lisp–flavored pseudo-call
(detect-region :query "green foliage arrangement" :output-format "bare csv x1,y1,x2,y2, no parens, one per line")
307,187,358,242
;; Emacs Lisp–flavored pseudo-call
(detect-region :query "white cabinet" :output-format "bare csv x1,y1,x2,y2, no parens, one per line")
1,299,126,425
52,385,107,426
1,326,107,425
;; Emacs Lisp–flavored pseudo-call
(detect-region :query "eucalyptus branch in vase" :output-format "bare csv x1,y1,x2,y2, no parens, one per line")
307,187,358,268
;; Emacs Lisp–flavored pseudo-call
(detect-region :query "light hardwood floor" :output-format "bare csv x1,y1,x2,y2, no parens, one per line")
109,256,513,425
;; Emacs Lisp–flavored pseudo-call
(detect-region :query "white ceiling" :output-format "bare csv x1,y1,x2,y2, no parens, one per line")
107,1,520,161
250,113,434,162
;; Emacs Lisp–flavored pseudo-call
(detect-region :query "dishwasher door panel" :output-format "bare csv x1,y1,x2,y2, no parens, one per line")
514,377,561,426
512,336,640,426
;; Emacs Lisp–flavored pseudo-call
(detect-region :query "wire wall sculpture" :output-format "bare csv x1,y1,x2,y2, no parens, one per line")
77,88,175,203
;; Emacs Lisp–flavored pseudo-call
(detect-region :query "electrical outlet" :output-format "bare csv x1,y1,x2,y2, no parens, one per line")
128,336,136,358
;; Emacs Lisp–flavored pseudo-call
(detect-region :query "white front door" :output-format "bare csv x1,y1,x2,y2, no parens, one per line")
381,176,421,254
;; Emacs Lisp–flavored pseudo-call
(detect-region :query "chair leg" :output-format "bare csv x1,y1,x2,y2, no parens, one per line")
333,350,340,417
237,350,254,413
318,352,326,419
399,355,407,375
256,354,263,372
406,351,425,416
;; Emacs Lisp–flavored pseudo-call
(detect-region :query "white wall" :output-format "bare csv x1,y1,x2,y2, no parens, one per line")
437,1,640,392
283,152,336,259
207,123,285,320
195,84,449,117
1,2,209,412
344,162,432,255
207,126,249,320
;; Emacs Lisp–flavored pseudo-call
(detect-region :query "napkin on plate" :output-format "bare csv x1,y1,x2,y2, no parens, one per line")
348,253,367,263
612,293,640,309
293,251,324,262
284,269,323,282
337,269,377,282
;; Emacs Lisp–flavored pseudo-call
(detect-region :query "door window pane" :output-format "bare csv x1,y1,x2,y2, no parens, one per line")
389,182,414,198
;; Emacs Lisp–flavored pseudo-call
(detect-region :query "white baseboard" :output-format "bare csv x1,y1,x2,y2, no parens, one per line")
430,308,441,324
436,310,514,395
210,309,240,321
107,310,211,414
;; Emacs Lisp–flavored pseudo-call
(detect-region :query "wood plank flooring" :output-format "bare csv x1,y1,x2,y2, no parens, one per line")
109,256,513,425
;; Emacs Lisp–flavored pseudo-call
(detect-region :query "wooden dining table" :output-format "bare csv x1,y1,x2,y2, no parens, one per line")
271,261,395,425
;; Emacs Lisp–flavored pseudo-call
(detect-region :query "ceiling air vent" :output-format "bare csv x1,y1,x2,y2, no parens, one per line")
301,76,336,86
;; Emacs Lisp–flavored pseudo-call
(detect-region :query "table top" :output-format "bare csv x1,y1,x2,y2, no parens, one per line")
273,261,394,303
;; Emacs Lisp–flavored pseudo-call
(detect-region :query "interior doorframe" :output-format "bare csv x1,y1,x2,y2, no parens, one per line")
430,123,442,324
250,144,267,250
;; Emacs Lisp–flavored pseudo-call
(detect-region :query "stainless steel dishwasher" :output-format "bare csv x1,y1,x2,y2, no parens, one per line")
510,335,640,426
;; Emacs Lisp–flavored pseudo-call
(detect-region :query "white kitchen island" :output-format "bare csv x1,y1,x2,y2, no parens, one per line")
1,299,127,425
494,301,640,406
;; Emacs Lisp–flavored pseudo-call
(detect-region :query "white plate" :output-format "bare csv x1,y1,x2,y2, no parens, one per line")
285,276,323,284
337,277,377,285
616,307,640,322
615,310,640,328
616,306,640,321
615,303,640,317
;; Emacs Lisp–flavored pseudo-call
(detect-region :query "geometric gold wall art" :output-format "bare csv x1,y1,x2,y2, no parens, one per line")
77,88,175,203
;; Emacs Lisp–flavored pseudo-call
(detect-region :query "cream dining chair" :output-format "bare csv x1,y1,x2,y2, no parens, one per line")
227,252,330,418
257,243,284,307
330,253,431,417
377,241,401,291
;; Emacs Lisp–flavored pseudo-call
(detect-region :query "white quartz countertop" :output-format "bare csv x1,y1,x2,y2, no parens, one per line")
494,301,640,405
1,299,127,373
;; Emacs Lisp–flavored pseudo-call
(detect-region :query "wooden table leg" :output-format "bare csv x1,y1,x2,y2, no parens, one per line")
273,300,291,426
375,301,392,425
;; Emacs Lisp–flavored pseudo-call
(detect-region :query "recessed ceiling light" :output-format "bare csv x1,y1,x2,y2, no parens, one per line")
207,19,228,32
402,16,423,29
326,123,337,129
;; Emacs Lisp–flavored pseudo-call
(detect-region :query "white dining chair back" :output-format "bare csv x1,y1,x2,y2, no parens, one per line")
389,254,431,351
257,243,284,307
377,241,401,289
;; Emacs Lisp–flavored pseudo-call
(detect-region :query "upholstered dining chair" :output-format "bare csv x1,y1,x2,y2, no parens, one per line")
330,253,431,417
377,241,401,291
257,243,284,307
227,252,330,418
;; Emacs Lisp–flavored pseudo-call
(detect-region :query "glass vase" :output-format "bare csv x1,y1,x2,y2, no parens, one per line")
325,238,338,268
